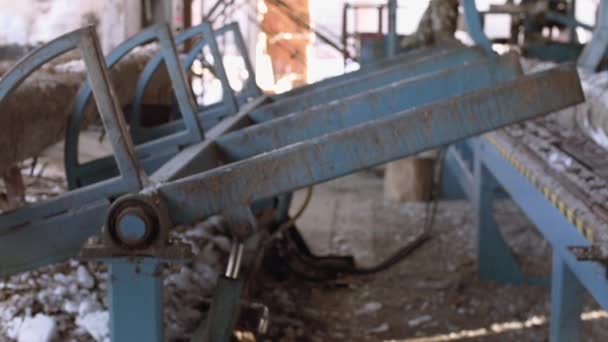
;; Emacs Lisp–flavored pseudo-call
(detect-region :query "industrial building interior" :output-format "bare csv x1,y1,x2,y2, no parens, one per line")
1,0,608,341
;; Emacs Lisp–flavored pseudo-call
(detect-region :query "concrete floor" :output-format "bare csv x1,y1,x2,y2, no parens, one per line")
255,170,608,341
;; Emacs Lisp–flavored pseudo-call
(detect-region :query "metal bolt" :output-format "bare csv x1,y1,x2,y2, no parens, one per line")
115,207,153,248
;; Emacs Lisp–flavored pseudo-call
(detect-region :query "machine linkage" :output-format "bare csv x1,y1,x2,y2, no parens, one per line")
0,11,585,341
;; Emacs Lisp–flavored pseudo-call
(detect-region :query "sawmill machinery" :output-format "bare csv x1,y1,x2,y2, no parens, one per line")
441,1,608,341
0,2,587,341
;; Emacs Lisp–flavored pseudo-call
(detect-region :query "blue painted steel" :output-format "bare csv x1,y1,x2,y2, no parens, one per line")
202,277,244,341
473,141,528,285
478,136,608,309
387,0,397,57
77,29,147,190
151,96,267,182
0,27,146,276
460,0,493,54
0,200,109,277
441,142,474,199
199,22,239,114
0,177,125,228
272,43,463,101
250,47,487,122
109,259,163,342
550,251,583,342
0,26,144,193
157,66,583,225
143,45,474,140
65,24,201,189
219,53,522,161
578,0,608,70
70,46,485,187
69,22,263,188
135,44,471,143
118,215,147,241
0,22,586,341
129,22,258,144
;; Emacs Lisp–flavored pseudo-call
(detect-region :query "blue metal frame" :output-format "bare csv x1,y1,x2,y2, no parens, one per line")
250,46,487,122
445,131,608,340
0,18,586,342
66,44,486,189
109,259,163,342
0,26,165,342
129,22,260,144
441,2,608,340
476,135,608,340
150,66,582,225
65,24,202,189
66,22,263,190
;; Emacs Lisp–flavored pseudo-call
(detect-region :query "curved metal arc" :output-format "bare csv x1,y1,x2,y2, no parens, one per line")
66,24,203,189
0,28,85,103
0,26,145,196
65,24,173,189
129,22,242,142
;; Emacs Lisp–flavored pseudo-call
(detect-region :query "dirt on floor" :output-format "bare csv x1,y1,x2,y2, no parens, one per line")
247,170,608,342
2,138,608,341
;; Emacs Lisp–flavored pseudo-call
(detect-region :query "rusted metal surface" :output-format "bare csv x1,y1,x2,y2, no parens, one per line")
249,46,486,122
218,53,522,161
157,65,583,226
496,116,608,248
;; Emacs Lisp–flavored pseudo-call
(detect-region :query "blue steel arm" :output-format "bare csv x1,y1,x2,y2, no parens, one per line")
578,0,608,70
249,46,486,122
70,44,484,187
0,27,142,191
155,65,583,228
219,53,523,161
149,47,488,181
0,27,145,275
136,46,482,141
0,57,582,276
460,0,494,54
65,24,202,189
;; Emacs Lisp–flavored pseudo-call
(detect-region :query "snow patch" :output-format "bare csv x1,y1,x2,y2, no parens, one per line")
76,310,109,342
16,314,57,342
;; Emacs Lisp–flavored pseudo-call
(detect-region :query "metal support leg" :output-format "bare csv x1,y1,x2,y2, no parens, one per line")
387,0,397,57
474,141,526,284
198,242,245,342
109,259,163,342
550,251,583,342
